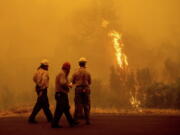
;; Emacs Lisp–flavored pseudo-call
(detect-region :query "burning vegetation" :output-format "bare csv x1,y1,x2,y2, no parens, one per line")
0,0,180,115
91,20,180,112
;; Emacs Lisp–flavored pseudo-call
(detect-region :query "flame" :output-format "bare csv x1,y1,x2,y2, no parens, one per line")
130,92,140,109
129,89,142,112
107,25,141,111
109,31,128,69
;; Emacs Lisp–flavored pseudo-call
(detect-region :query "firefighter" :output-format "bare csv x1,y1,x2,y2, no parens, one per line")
51,62,78,128
72,57,92,125
28,59,53,124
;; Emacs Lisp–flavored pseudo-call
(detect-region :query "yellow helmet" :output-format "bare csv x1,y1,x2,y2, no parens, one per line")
41,59,49,66
79,57,87,63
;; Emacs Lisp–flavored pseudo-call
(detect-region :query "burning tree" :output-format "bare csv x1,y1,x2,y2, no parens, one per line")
109,31,129,108
109,30,142,110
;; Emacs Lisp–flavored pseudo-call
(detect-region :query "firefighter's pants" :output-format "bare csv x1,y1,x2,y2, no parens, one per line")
29,88,53,122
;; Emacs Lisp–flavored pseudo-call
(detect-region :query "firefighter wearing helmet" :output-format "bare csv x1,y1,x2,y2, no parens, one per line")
72,57,92,125
28,59,53,124
51,62,78,128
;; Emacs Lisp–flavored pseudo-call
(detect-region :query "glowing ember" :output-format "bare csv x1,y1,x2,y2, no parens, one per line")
109,31,128,69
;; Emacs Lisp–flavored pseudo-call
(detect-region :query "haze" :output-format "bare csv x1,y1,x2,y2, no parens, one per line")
0,0,180,110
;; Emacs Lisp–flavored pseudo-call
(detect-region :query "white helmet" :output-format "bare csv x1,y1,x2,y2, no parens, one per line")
79,57,87,63
41,59,49,66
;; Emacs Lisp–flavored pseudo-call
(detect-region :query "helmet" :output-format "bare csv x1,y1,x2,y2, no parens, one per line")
41,59,49,66
62,62,71,71
79,57,87,63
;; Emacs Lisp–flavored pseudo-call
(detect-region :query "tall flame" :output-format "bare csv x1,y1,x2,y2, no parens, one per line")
109,31,128,69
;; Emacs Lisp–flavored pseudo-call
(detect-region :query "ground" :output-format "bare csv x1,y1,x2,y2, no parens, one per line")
0,114,180,135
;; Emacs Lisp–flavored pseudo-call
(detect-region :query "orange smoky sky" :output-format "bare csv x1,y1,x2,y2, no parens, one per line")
0,0,180,106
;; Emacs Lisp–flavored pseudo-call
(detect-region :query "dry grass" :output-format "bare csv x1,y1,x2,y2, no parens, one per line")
0,106,180,118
